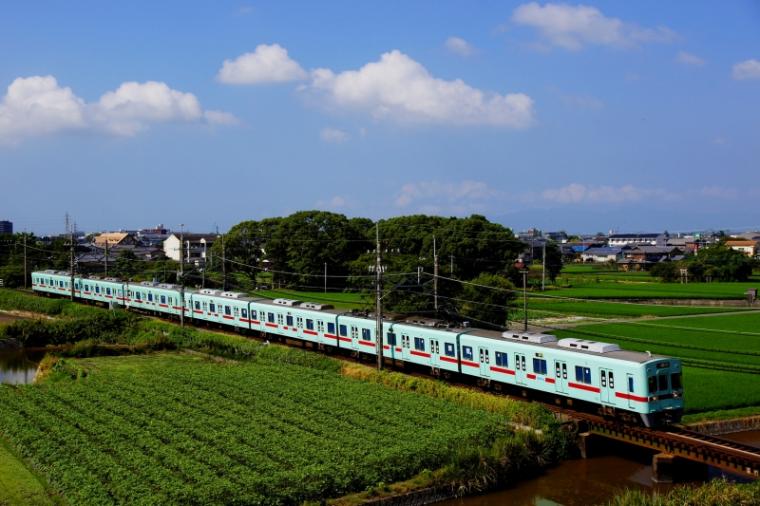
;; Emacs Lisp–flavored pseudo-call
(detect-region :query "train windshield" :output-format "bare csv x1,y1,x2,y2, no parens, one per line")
671,372,682,390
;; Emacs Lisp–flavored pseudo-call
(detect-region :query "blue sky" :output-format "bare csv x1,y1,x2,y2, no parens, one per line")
1,1,759,235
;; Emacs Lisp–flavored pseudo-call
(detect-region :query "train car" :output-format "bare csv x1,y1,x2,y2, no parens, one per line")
212,291,256,330
31,270,73,297
82,277,123,305
457,330,683,427
188,289,226,324
380,319,463,372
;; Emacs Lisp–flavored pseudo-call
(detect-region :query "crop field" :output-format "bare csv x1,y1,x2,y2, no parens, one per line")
546,281,758,300
521,297,741,319
253,288,369,310
555,312,760,414
0,353,505,505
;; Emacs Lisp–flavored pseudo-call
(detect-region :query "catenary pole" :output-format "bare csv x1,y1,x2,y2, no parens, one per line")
69,231,75,301
179,224,184,328
375,222,383,371
23,234,27,289
542,241,546,291
433,235,438,313
104,240,108,276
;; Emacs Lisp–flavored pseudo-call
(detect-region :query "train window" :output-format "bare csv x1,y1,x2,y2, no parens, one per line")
532,358,547,375
484,350,489,364
575,366,592,384
278,314,284,326
195,301,200,310
555,363,561,378
496,352,507,367
225,306,231,316
387,332,397,346
251,310,257,320
671,373,682,390
479,349,484,362
202,302,208,311
628,377,635,393
648,376,657,394
601,371,607,387
609,372,614,389
96,286,100,293
414,337,425,351
562,364,567,379
286,315,294,326
209,303,216,313
339,324,347,336
268,312,275,323
658,374,668,391
463,346,473,361
168,297,173,305
306,319,314,330
351,326,358,339
148,293,153,302
317,321,324,333
445,343,455,357
161,295,166,304
362,328,371,340
241,308,248,319
234,307,239,317
327,322,335,334
521,355,526,372
434,341,440,354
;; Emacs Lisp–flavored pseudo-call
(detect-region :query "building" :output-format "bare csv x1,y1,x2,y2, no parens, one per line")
580,247,625,263
163,233,216,264
137,224,170,247
608,232,668,247
0,220,12,235
725,240,758,258
617,246,683,271
93,232,137,248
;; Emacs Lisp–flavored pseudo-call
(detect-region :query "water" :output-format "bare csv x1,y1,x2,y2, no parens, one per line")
720,430,760,449
0,348,44,385
437,455,677,506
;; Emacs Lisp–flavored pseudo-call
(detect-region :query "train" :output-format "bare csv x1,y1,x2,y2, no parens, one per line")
31,269,684,427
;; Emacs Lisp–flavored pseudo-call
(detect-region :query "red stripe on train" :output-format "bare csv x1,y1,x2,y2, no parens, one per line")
304,330,318,336
615,392,647,402
569,382,601,393
440,356,458,364
461,360,479,368
410,350,431,358
490,366,515,375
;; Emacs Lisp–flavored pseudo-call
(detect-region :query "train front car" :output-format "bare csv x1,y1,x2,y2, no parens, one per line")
639,357,684,427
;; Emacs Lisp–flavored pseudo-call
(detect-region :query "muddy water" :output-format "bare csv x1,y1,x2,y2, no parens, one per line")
720,430,760,449
0,348,45,385
437,455,676,506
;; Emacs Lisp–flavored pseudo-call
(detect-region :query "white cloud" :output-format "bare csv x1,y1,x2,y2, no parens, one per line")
204,110,240,125
217,44,307,84
676,51,705,67
512,2,675,51
445,36,475,56
308,50,534,127
320,127,349,143
0,75,231,143
561,93,603,110
732,59,760,80
0,76,87,141
394,180,497,215
540,183,672,204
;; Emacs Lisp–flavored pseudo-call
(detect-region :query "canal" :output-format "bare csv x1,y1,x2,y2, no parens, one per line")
0,348,44,385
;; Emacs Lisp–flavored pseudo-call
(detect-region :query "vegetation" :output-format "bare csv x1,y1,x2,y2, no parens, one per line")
0,437,55,505
0,352,566,505
607,478,760,506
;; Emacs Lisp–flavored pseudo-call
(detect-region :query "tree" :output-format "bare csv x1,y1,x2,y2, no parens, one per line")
650,262,679,282
543,241,563,282
685,243,753,282
459,273,516,329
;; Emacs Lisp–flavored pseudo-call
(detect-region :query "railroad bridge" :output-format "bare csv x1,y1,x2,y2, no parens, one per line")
572,416,760,482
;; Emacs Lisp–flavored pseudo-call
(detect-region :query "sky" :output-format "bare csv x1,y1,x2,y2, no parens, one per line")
1,1,759,235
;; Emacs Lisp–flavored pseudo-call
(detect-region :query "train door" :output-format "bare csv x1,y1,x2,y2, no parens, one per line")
430,339,440,368
626,374,636,409
600,368,614,404
401,334,411,361
515,353,527,385
554,360,568,394
478,347,490,378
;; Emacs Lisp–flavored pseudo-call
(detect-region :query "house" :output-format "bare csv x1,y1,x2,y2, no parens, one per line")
163,233,216,264
725,240,758,258
580,247,625,263
137,224,170,247
608,232,668,247
93,232,137,248
618,246,683,271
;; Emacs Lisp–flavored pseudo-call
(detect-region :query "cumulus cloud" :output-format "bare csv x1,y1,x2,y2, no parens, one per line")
308,50,533,127
732,59,760,80
320,127,349,143
394,180,497,215
217,44,307,84
676,51,705,67
0,75,231,143
512,2,675,50
540,183,672,204
445,36,475,56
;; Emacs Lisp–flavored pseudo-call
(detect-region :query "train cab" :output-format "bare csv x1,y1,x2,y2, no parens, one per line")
640,358,684,427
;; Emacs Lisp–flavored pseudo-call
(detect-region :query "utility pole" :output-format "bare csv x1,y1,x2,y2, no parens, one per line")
69,230,75,301
375,222,383,371
324,262,327,293
22,234,27,289
450,254,454,275
523,269,528,331
221,234,227,291
433,235,438,313
417,266,422,285
104,240,109,276
179,224,184,328
541,241,546,291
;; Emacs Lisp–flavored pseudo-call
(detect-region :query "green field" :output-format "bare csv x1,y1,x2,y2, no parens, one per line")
0,353,510,505
253,288,370,310
545,281,759,300
555,312,760,414
521,297,744,319
0,438,54,506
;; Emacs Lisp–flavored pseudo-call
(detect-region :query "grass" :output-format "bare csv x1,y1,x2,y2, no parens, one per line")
252,288,370,310
521,298,744,319
0,437,55,506
545,281,760,300
606,478,760,506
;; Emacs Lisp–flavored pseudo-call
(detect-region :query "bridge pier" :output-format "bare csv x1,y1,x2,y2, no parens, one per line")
578,432,598,459
652,453,675,483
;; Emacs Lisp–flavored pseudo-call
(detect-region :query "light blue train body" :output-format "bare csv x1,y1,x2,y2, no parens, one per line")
31,270,684,427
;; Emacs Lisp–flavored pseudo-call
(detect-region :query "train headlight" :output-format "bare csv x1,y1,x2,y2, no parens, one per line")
649,395,658,401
